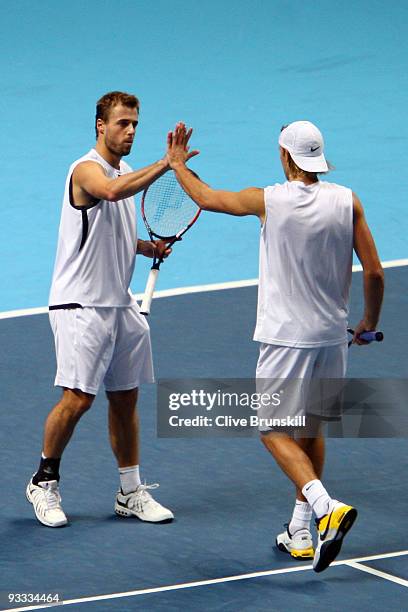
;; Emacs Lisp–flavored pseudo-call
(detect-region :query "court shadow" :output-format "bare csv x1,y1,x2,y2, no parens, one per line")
104,514,176,526
5,518,71,530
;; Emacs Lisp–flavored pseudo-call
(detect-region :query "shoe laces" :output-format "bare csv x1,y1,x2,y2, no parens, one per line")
128,483,159,510
42,482,61,511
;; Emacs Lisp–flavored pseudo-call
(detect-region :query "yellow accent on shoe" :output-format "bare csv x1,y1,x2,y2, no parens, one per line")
290,547,314,560
276,526,314,560
317,504,354,536
313,502,358,573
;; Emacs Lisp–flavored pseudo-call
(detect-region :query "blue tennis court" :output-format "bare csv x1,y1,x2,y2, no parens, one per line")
1,271,408,611
0,1,407,610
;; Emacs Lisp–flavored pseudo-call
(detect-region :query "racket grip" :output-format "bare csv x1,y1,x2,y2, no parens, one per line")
347,328,384,342
359,331,384,342
140,268,159,315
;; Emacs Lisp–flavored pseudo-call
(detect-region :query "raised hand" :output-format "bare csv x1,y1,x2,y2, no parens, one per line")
166,122,200,168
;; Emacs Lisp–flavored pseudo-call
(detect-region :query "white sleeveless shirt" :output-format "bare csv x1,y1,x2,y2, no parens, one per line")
253,180,353,347
49,149,137,307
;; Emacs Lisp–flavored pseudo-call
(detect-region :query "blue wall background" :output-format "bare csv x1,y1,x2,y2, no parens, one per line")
1,0,406,311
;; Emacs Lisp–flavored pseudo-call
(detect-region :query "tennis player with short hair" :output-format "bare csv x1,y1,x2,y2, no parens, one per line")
167,121,384,572
26,91,195,528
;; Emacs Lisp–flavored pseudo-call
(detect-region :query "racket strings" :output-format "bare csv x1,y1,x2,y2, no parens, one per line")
143,174,199,237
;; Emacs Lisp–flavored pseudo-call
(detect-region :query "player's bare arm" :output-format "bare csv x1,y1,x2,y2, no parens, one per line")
168,124,265,222
71,159,169,205
352,192,384,343
72,121,197,206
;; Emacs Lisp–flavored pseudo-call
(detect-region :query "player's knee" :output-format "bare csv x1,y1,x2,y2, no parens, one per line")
260,430,273,448
63,391,94,419
260,429,291,448
107,388,138,411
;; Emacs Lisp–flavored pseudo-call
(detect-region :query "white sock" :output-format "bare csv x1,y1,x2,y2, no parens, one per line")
119,465,141,495
288,500,313,534
302,479,333,519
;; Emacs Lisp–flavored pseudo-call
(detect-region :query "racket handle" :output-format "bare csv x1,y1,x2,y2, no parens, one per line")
359,331,384,342
347,328,384,342
140,268,159,315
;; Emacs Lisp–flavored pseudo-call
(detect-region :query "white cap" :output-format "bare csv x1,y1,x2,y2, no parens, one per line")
279,121,328,172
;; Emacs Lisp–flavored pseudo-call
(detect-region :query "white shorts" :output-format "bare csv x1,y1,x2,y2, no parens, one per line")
256,342,348,432
256,342,348,379
49,306,154,395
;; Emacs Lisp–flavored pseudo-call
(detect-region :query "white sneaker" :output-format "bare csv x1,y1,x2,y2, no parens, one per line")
115,483,174,522
26,478,68,528
276,525,314,559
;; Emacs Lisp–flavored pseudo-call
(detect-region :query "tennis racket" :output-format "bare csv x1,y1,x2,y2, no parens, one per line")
140,170,201,315
347,328,384,347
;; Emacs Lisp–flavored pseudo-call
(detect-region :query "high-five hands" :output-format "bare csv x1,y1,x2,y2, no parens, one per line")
166,122,200,168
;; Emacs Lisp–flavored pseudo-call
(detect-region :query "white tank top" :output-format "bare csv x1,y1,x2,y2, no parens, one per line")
49,149,137,307
253,180,353,347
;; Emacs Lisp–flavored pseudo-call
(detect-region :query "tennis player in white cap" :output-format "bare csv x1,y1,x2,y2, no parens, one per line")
166,120,384,572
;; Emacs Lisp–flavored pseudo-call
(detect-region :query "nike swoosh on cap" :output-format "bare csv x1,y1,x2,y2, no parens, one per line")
310,146,320,152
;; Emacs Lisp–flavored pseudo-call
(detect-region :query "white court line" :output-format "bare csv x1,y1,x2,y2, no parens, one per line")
346,560,408,588
0,306,50,320
0,257,407,321
351,258,408,272
2,549,407,612
0,280,258,321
